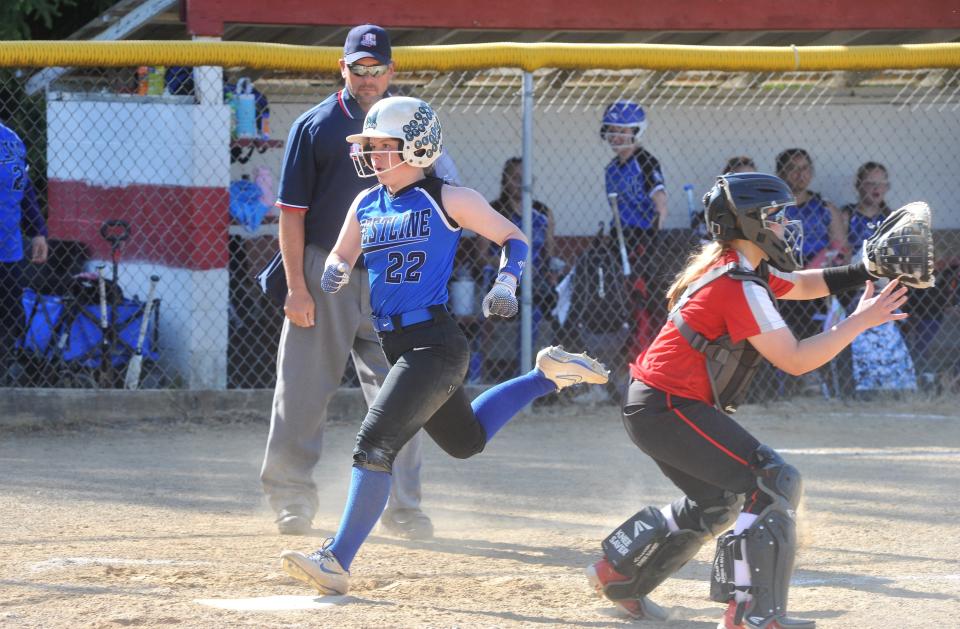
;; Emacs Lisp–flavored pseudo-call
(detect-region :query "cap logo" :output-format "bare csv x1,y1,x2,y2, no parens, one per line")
361,33,377,48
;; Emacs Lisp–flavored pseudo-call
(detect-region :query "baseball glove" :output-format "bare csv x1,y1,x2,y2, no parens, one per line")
863,201,935,289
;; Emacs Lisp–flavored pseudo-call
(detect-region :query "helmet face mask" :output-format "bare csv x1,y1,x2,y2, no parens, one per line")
346,96,443,178
350,141,405,178
760,203,804,266
600,100,647,151
705,173,803,272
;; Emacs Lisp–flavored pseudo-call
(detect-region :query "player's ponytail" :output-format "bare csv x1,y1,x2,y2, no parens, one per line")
666,241,730,310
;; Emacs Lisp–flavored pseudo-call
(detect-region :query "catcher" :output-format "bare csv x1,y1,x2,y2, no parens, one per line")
584,172,933,628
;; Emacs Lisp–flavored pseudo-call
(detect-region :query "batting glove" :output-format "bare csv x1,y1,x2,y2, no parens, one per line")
482,273,519,319
320,261,351,293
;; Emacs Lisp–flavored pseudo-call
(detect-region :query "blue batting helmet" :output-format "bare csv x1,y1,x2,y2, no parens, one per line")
600,100,647,143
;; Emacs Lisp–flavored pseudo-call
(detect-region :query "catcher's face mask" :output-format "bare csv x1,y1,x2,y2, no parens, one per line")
724,182,803,272
761,203,804,269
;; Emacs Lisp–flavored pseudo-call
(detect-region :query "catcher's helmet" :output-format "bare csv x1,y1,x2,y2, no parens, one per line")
600,100,647,144
346,96,443,177
703,172,804,272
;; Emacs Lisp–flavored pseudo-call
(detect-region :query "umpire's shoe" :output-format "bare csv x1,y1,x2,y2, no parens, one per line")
380,508,434,540
280,544,349,595
275,505,312,535
536,346,610,390
586,557,668,621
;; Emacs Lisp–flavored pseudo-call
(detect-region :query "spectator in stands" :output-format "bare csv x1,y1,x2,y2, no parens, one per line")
841,162,917,397
776,148,848,267
1,121,48,386
601,100,668,359
692,156,758,241
775,148,847,395
724,155,757,175
486,157,558,376
602,101,667,259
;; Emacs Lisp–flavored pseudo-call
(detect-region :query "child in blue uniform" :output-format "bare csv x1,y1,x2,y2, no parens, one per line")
280,96,610,596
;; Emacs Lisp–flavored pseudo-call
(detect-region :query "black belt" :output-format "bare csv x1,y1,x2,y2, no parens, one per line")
371,305,447,333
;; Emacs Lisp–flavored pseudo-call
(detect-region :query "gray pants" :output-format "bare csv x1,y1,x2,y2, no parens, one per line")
260,245,425,518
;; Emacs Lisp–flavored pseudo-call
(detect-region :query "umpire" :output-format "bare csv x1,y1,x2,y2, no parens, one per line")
261,24,433,539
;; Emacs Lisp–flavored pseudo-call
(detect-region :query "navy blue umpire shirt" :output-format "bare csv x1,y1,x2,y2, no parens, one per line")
276,87,384,266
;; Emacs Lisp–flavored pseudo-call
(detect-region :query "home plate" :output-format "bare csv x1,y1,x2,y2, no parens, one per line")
196,594,352,611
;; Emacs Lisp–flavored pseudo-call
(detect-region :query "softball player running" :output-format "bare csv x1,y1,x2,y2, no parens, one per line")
584,172,932,628
280,96,609,595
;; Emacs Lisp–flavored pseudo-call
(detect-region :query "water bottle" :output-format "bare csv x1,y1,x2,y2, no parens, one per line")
260,110,271,141
234,78,257,139
450,267,476,316
136,66,149,95
226,91,237,140
684,184,697,225
147,66,166,95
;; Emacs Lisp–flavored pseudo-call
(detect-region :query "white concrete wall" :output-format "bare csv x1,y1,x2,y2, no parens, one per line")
48,100,229,187
48,98,231,389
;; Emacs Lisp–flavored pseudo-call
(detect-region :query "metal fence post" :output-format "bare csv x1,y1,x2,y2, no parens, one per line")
520,71,534,373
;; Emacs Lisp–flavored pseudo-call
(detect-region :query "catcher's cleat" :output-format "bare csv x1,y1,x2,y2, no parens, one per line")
716,600,816,629
585,558,668,621
280,544,349,595
536,346,610,390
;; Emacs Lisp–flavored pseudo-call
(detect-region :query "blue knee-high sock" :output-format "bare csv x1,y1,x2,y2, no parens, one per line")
472,368,556,442
328,466,391,571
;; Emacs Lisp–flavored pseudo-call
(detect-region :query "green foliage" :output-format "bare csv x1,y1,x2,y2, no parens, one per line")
1,0,76,40
1,0,118,41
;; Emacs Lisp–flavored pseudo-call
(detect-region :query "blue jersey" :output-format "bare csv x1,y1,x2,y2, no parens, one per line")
355,176,461,317
604,147,664,229
785,192,832,261
844,203,889,251
0,124,28,263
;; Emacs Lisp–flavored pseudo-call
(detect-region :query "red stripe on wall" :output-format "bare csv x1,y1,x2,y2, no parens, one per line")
47,180,229,271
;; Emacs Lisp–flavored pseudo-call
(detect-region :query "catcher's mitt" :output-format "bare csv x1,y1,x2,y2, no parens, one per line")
863,201,935,289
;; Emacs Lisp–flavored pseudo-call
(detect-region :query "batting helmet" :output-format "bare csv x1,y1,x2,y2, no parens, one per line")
346,96,443,178
600,100,647,144
703,172,804,272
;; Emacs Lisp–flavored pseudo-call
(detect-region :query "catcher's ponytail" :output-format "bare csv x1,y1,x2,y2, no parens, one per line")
666,241,730,310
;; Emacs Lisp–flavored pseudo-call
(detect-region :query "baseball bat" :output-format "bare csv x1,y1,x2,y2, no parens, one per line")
607,193,631,276
96,265,110,388
124,275,160,390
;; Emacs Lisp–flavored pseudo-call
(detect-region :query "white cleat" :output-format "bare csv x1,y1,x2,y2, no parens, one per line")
535,345,610,390
280,547,350,595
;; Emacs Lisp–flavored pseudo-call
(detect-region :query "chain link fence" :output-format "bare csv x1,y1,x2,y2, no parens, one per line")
2,62,959,400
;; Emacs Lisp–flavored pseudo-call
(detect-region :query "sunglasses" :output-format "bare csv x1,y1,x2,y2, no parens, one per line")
348,63,390,77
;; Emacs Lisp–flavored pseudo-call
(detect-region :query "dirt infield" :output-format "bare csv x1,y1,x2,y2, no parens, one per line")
1,396,958,628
